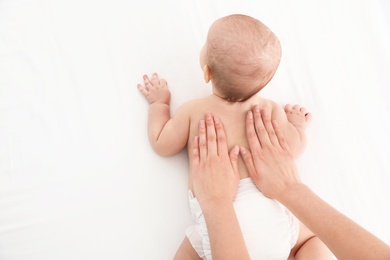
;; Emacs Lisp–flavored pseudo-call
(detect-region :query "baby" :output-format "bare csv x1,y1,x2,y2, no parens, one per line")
138,14,332,259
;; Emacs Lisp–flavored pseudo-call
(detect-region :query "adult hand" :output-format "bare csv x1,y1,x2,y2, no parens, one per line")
240,105,301,200
191,112,240,209
235,106,390,260
190,113,250,260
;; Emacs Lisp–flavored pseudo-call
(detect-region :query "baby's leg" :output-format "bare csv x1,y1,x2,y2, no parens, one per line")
294,236,334,260
285,104,311,132
289,222,334,260
174,237,202,260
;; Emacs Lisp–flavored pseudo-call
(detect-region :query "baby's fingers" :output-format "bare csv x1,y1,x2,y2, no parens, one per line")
143,75,152,90
160,78,167,88
151,73,160,86
137,84,149,97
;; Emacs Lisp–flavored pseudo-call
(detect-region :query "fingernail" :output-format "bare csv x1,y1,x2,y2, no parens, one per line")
240,146,247,154
272,120,279,127
214,116,220,125
254,105,260,113
247,111,253,119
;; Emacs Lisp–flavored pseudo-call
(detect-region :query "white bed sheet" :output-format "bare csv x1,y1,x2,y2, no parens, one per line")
1,0,389,259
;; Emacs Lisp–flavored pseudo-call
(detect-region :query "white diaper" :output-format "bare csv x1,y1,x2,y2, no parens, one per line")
185,178,299,260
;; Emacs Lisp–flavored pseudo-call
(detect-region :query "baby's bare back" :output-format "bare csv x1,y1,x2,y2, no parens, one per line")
186,94,274,185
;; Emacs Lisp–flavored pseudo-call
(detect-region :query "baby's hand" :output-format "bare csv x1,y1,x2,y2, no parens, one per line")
137,73,171,105
284,104,311,132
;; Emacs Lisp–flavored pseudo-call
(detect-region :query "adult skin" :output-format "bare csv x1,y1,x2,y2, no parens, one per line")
191,115,249,260
191,107,390,259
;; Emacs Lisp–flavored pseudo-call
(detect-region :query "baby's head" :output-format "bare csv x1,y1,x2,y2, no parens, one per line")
200,14,281,101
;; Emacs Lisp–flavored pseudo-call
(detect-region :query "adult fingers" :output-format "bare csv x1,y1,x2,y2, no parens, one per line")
205,113,217,156
192,136,200,170
239,146,260,183
245,110,262,152
214,116,229,156
253,105,271,146
198,119,207,159
229,145,240,176
272,120,292,153
260,109,278,146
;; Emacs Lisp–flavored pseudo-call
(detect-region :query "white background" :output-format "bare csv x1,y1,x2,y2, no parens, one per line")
1,0,389,259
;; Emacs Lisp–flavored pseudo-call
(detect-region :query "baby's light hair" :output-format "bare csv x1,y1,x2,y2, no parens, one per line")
206,14,281,101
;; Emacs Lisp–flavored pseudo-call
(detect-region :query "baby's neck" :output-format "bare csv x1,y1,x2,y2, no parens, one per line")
211,91,259,103
211,92,230,101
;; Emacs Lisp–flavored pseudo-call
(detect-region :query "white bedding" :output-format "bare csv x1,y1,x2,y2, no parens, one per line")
1,0,389,259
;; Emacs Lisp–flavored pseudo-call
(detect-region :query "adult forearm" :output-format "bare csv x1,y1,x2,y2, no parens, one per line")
280,184,390,259
202,202,250,260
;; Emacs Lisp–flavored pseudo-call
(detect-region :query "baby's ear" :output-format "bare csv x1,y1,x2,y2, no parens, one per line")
203,64,212,83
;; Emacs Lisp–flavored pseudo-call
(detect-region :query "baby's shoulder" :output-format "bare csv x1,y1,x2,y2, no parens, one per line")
179,97,208,110
252,95,277,109
174,97,209,116
251,96,286,119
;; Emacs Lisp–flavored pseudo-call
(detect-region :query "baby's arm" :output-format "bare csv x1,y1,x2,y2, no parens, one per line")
137,73,190,156
271,102,311,158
